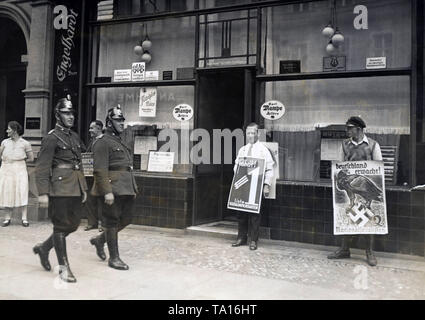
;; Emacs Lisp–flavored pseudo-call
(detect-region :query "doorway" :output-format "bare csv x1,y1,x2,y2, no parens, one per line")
0,17,27,141
194,67,254,225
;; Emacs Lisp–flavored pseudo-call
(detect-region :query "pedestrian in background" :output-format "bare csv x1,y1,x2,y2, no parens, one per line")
84,120,105,232
0,121,34,227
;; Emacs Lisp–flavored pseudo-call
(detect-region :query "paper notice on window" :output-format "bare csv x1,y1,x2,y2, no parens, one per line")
366,57,386,69
131,62,145,81
263,142,279,199
113,69,131,82
147,151,174,172
134,136,157,155
321,139,343,161
139,87,157,117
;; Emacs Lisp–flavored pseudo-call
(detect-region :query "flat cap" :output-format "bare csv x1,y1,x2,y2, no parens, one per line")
346,116,366,129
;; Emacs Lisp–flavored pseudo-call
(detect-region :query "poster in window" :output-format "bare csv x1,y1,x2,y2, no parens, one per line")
227,157,266,214
332,160,388,235
81,153,94,177
139,87,157,117
263,142,279,199
132,62,145,81
147,151,174,172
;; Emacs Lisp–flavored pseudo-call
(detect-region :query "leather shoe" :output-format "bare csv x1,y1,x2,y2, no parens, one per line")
22,220,29,227
249,241,257,250
90,235,107,261
2,219,10,227
327,248,350,259
231,238,247,247
366,250,377,266
84,225,98,231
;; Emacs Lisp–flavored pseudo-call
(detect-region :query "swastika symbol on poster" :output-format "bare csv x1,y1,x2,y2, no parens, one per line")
347,203,374,228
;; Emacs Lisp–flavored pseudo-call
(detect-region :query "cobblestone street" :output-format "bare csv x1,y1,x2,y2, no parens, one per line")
0,221,424,300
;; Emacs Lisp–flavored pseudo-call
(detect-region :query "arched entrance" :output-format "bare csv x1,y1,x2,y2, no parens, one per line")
0,17,27,141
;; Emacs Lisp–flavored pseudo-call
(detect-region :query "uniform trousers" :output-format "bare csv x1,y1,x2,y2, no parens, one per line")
84,194,103,226
50,197,82,234
101,195,135,229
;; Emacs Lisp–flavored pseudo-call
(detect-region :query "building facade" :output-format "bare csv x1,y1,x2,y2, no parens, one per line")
1,0,425,256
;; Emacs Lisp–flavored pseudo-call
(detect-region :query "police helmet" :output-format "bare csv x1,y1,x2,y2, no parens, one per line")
106,104,125,123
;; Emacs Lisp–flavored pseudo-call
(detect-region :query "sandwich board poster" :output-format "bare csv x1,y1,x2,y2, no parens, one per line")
228,157,266,214
332,160,388,235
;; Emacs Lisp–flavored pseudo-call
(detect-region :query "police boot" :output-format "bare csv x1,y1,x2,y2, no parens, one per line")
106,228,129,270
366,235,377,267
33,234,54,271
328,236,351,259
90,232,106,261
53,232,77,283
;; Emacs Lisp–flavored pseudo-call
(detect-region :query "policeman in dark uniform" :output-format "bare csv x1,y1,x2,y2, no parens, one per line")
32,96,88,283
89,105,137,270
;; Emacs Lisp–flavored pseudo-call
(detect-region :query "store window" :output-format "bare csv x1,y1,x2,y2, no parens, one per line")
92,16,196,81
94,86,195,175
265,76,411,186
97,0,196,20
261,0,411,74
198,10,257,67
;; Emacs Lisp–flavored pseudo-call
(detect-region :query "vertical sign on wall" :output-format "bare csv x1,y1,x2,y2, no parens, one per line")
52,0,83,126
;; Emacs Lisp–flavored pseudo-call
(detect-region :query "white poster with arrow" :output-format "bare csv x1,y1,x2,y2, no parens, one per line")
227,157,266,214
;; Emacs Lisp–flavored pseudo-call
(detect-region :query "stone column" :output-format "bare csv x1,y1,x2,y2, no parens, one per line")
23,0,54,142
22,1,54,221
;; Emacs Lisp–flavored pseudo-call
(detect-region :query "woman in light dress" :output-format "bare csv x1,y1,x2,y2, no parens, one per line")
0,121,34,227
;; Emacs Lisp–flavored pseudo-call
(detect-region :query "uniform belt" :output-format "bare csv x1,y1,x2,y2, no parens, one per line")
53,163,81,170
109,165,133,172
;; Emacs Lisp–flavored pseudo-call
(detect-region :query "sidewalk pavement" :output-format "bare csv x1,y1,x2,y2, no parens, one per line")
0,221,424,300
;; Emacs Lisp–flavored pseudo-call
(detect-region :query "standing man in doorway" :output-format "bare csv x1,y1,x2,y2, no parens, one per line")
231,123,274,250
33,95,88,283
84,120,104,232
89,105,138,270
327,116,382,266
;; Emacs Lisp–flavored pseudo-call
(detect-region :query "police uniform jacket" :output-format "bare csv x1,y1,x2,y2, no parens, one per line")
35,124,88,197
91,128,138,197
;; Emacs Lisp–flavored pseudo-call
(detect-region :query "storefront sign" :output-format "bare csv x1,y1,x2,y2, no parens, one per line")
25,117,41,130
228,157,266,214
147,151,175,172
323,56,346,71
132,62,145,81
366,57,386,69
263,142,279,199
332,160,388,235
139,87,157,117
81,152,94,176
145,71,159,81
52,0,82,118
260,100,285,120
163,71,173,80
173,104,193,121
279,60,301,74
113,69,132,82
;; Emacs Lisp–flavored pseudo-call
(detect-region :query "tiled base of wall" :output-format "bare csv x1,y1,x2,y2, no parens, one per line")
264,184,425,257
131,176,193,229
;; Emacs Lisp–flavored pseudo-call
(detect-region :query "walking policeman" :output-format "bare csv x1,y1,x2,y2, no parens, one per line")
89,105,137,270
33,96,88,283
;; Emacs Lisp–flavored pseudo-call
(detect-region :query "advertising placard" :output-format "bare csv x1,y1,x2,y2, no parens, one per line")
147,151,174,172
132,62,145,81
227,157,266,214
332,160,388,235
139,87,157,117
81,152,94,177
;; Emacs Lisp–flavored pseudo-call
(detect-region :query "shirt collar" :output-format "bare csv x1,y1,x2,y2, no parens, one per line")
55,123,71,135
349,134,369,146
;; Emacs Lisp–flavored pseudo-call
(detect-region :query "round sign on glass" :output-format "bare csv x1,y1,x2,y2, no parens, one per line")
173,104,193,121
260,100,285,120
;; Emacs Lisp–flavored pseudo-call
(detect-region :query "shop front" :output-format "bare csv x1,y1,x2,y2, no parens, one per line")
77,0,425,256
